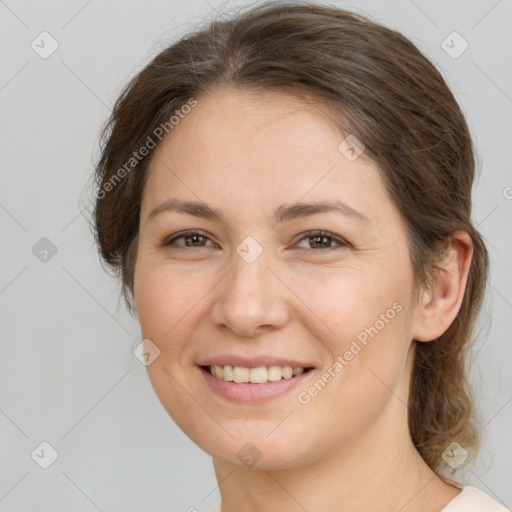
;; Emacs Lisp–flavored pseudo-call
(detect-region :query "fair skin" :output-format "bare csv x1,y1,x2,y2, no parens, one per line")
133,87,473,512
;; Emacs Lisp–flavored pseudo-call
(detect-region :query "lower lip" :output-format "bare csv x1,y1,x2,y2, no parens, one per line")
198,366,314,403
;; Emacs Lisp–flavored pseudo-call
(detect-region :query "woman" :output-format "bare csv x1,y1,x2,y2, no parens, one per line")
92,2,509,511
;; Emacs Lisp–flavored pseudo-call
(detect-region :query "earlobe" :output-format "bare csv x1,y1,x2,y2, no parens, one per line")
412,231,473,342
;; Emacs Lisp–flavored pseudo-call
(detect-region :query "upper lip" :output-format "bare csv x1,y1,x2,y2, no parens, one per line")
198,355,315,369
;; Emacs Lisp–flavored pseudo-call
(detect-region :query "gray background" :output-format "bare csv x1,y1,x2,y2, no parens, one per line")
0,0,511,511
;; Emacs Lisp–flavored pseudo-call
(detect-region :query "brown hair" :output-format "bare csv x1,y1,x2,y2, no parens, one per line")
92,1,489,475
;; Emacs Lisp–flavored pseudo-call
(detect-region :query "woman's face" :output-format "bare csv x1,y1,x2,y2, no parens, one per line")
134,87,421,470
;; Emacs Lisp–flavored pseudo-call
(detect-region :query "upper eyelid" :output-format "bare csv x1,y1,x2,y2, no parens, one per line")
164,229,213,246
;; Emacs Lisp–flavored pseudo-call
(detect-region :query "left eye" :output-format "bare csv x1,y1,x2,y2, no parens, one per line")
163,230,347,251
294,230,347,251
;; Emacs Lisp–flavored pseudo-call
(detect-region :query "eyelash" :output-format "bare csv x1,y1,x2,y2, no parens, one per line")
163,229,349,253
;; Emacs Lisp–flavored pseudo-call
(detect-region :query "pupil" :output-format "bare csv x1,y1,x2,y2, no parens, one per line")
312,236,328,248
186,235,204,246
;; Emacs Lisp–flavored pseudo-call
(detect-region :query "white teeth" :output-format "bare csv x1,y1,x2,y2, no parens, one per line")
267,366,284,381
222,365,234,381
233,366,250,383
208,365,306,383
249,366,268,383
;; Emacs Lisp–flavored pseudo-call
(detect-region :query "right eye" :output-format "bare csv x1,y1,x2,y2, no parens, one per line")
163,229,216,249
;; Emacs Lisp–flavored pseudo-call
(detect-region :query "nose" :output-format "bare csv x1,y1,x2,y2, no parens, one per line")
209,244,290,337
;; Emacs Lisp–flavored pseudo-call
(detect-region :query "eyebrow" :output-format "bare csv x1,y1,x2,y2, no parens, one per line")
146,198,372,226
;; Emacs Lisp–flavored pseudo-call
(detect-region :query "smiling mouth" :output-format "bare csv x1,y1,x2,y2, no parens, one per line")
199,365,314,384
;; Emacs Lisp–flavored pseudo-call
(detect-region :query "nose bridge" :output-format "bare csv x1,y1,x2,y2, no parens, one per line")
209,235,289,335
228,238,273,304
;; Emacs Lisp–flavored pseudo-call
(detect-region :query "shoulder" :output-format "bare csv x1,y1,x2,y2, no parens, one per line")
206,488,509,512
441,485,510,512
206,502,221,512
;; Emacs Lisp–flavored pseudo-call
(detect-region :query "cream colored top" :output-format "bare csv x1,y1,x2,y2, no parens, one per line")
440,485,510,511
207,485,510,512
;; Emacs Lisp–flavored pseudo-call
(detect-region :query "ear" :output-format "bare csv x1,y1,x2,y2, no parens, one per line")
412,231,473,342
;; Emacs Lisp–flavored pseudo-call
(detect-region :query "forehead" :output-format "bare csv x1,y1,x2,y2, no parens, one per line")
150,87,371,173
141,86,392,226
172,86,343,148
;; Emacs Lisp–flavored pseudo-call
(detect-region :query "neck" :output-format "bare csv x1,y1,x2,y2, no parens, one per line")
212,433,459,512
211,357,460,512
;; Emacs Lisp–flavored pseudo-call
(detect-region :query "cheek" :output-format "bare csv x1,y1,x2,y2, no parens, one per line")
285,263,406,345
134,270,167,339
289,265,412,411
134,259,208,339
134,259,188,330
133,262,212,427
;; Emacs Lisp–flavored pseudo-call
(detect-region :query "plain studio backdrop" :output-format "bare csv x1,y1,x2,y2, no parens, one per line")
0,0,511,511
